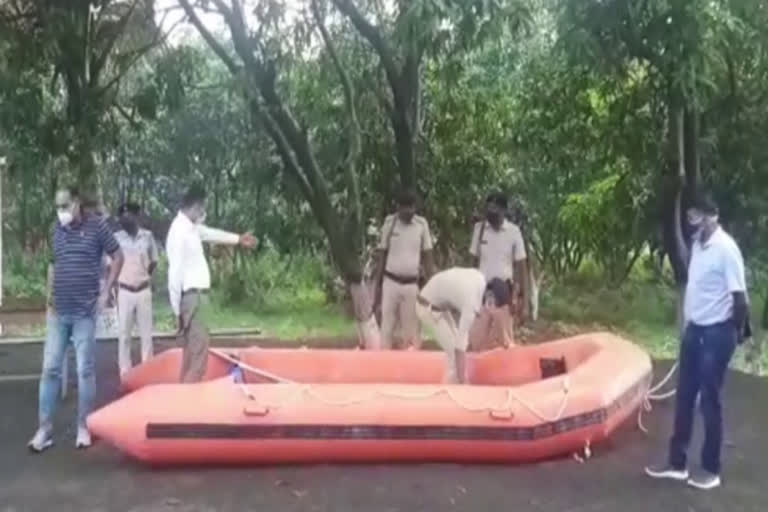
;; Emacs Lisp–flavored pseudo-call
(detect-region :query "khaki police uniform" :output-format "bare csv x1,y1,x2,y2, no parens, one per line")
416,268,486,382
469,219,527,346
378,214,433,349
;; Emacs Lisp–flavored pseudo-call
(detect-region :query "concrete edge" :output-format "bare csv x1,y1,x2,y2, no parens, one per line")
0,327,263,345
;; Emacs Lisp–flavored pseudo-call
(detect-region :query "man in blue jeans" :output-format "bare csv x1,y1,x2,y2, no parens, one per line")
28,187,124,452
645,192,750,490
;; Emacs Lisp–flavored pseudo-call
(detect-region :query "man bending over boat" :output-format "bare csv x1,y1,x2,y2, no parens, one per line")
417,268,509,383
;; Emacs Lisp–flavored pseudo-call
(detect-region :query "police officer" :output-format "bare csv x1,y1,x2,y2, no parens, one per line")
469,192,529,345
373,189,436,350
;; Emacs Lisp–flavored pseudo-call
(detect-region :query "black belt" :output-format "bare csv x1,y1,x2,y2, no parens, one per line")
417,295,446,313
183,288,209,296
384,271,419,285
119,281,150,293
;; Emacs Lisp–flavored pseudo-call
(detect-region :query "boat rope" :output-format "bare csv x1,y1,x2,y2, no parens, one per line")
209,348,296,384
232,376,571,423
638,361,678,434
215,348,572,422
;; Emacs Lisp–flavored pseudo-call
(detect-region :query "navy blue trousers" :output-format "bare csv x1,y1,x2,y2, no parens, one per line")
669,321,737,474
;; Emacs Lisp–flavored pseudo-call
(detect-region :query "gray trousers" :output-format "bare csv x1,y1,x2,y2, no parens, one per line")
179,292,210,383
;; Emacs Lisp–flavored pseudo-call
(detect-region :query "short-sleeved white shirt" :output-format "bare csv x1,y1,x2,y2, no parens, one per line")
420,267,487,351
684,227,747,326
469,219,527,282
378,214,433,277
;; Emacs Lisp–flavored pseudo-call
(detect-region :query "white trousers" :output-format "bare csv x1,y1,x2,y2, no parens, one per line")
117,288,154,375
381,278,420,349
416,302,466,383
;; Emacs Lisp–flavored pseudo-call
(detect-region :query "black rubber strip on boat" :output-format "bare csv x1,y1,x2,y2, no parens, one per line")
146,372,651,442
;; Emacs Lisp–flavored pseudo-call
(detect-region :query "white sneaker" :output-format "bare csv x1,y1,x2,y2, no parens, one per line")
644,464,689,481
76,426,92,449
687,472,721,490
27,427,54,453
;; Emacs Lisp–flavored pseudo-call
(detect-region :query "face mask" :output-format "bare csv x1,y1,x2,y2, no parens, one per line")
196,211,207,225
689,214,718,241
57,210,73,226
486,212,501,224
120,219,137,232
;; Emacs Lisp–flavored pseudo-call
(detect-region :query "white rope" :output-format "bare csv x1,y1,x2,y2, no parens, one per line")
234,378,571,423
638,362,679,434
215,345,572,423
209,348,295,384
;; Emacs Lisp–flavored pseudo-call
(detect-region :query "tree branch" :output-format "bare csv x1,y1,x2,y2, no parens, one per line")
96,17,182,96
114,102,140,129
250,99,315,206
312,0,363,245
177,0,239,74
330,0,404,106
90,0,139,86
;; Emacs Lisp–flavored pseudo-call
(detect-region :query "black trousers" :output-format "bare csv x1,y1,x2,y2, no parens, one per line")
669,321,737,474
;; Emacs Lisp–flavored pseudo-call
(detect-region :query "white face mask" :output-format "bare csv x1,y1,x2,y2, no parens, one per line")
196,211,207,225
57,210,74,226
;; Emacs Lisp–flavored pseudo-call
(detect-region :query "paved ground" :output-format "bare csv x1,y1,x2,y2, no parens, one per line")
0,341,766,512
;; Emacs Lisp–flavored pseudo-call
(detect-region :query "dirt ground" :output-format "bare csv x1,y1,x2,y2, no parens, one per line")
0,340,766,512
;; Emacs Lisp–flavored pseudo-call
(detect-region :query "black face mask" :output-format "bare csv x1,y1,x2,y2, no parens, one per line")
120,219,138,233
486,212,501,224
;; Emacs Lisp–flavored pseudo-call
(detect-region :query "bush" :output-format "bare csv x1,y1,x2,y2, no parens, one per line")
3,247,48,300
210,247,333,312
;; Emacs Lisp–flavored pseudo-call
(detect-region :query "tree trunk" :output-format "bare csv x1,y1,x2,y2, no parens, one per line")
348,280,381,349
661,103,701,338
392,107,415,189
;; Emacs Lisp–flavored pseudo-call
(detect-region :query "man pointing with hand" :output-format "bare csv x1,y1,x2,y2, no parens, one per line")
166,184,257,383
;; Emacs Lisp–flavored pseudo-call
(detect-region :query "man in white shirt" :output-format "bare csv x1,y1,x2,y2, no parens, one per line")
646,193,751,490
415,267,490,384
469,192,529,344
166,185,256,382
114,202,159,376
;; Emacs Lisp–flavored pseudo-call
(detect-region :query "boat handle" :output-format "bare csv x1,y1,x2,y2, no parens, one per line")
489,409,514,420
243,404,270,417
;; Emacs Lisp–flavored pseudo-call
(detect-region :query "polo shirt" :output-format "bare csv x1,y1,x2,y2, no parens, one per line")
52,215,120,317
684,227,747,326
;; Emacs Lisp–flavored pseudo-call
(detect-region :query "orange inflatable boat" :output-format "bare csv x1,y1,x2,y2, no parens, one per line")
87,332,651,465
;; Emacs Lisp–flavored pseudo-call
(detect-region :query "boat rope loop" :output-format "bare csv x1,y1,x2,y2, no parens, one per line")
230,366,571,423
638,362,679,434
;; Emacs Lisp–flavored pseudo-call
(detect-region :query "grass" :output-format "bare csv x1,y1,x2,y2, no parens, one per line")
151,298,355,340
540,265,767,375
2,248,765,374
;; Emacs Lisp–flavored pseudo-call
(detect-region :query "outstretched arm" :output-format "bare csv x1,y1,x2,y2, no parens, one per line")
197,225,257,247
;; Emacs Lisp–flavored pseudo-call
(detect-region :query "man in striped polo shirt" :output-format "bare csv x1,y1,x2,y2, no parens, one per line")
28,187,124,452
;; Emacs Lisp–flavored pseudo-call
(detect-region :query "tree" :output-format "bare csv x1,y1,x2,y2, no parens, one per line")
330,0,530,192
0,0,169,195
176,0,381,346
557,0,753,328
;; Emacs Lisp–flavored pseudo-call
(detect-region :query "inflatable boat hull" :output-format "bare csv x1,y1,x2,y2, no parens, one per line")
88,332,651,465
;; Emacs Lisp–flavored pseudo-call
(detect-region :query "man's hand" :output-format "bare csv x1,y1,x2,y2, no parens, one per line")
176,315,184,335
96,290,110,312
745,337,762,363
239,232,257,248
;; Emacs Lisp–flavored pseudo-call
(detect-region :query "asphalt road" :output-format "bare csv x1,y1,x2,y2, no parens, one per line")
0,342,766,512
